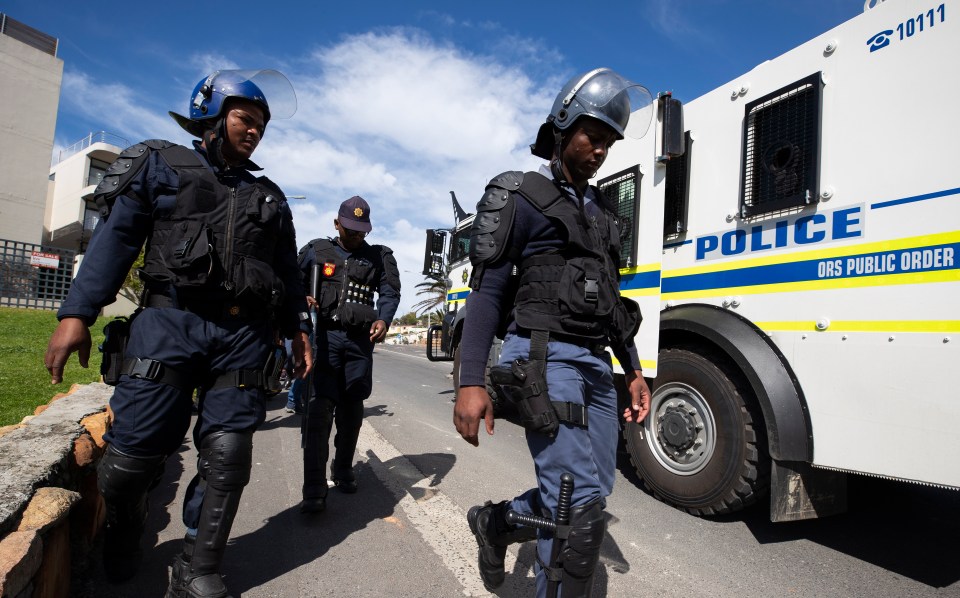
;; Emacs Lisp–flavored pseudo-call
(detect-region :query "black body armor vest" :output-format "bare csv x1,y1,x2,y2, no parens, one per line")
138,144,286,308
310,239,384,329
470,171,640,346
512,173,626,342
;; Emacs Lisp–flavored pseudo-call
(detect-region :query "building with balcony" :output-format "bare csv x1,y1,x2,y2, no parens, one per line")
0,13,62,245
45,131,128,253
45,132,137,316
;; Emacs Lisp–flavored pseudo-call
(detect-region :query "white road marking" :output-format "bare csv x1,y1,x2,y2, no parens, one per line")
357,421,536,596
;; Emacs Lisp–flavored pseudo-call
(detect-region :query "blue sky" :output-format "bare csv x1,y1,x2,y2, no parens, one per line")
7,0,863,316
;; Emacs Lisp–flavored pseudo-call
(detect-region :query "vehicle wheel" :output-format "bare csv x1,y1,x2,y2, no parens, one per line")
624,347,769,516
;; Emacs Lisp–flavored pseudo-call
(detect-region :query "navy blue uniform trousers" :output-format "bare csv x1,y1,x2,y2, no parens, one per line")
103,307,273,528
306,327,374,476
499,333,619,598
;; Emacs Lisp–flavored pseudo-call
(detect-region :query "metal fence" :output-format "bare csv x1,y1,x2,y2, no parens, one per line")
0,13,58,57
0,239,75,310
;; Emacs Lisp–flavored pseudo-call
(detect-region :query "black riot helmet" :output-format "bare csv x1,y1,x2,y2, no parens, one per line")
168,69,297,138
530,68,654,160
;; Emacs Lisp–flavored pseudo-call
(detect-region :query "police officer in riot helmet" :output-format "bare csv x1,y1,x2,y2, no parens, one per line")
453,68,654,597
44,70,313,597
297,195,401,513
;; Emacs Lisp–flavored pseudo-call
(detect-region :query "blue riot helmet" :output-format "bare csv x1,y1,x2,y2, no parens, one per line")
531,68,654,159
169,69,297,138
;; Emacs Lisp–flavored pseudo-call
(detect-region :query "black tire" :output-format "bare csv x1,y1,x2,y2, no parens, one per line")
624,347,769,516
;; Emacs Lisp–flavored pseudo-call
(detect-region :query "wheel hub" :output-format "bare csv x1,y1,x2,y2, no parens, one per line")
646,382,717,475
659,408,697,452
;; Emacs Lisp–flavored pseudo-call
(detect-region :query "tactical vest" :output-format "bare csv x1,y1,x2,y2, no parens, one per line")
471,171,640,346
132,142,285,308
310,239,384,329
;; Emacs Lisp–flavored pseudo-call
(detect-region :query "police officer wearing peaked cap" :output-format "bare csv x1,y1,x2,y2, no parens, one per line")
297,195,401,513
453,68,654,597
44,69,313,598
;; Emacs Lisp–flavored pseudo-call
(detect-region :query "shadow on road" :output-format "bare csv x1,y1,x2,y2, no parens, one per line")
221,456,401,595
740,475,960,589
615,446,960,590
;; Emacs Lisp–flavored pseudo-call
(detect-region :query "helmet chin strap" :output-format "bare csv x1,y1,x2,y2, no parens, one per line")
202,117,228,170
550,129,587,202
550,130,589,224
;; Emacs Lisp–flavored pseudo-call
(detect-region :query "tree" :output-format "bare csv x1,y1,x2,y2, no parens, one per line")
411,277,446,321
396,311,419,326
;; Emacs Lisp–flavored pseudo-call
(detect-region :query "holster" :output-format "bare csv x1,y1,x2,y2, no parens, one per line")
488,330,559,437
262,343,287,396
99,309,141,386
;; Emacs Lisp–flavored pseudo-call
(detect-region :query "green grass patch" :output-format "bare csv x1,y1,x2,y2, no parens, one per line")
0,307,105,426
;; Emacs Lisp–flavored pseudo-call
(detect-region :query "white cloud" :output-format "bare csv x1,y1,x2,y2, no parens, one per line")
56,28,561,316
59,71,189,147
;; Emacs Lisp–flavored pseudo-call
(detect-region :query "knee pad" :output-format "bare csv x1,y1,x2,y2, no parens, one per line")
97,445,165,502
198,431,253,492
559,499,606,594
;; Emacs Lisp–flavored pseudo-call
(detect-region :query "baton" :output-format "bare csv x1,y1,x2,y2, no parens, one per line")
301,263,320,448
506,472,574,598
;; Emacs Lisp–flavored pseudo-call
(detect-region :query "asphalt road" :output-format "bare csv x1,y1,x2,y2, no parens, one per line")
80,343,960,597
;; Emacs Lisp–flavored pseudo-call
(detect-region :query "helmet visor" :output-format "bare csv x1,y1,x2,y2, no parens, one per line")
220,69,298,120
571,70,654,139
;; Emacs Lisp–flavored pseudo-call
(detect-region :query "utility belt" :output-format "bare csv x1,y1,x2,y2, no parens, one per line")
142,289,264,321
99,308,287,396
487,330,589,437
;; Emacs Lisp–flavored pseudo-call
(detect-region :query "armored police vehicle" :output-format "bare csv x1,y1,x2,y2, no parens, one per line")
424,0,958,521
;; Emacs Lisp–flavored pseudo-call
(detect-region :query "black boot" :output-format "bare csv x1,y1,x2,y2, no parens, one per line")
467,500,538,591
165,533,195,598
331,464,357,494
97,446,164,583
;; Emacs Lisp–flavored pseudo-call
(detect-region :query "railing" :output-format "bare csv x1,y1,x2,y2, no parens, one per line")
57,131,129,164
0,13,58,57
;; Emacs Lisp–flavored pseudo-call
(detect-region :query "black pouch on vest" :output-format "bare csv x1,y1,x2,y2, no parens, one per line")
233,256,285,307
99,311,138,386
488,359,559,437
160,220,214,287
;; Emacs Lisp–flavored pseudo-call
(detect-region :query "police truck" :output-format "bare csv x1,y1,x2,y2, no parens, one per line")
423,0,958,521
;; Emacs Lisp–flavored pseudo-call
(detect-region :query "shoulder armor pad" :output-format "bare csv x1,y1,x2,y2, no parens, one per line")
311,238,335,251
376,245,401,290
93,140,165,216
142,139,176,151
469,175,519,267
487,170,524,191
